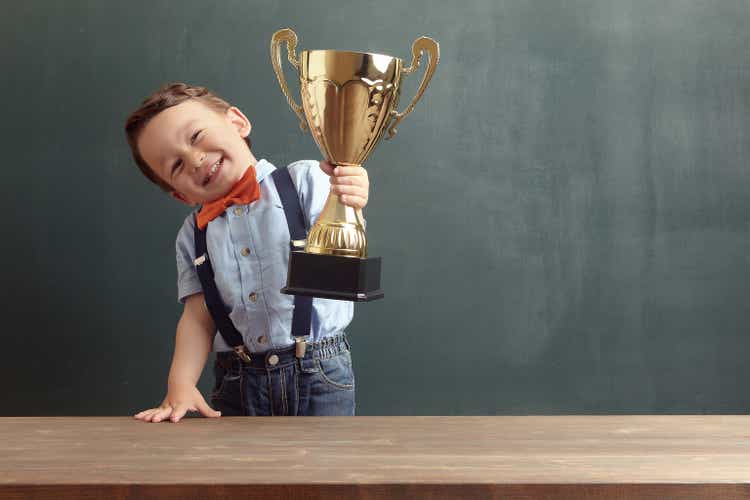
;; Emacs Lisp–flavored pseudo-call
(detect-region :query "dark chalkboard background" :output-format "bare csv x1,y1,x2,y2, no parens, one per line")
1,0,749,415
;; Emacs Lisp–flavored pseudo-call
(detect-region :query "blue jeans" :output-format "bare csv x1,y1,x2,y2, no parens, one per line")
211,333,355,416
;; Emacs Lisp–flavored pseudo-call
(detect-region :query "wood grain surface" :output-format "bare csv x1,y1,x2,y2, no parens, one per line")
2,416,750,499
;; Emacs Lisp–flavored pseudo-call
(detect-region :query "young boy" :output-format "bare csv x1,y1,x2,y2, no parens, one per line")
124,82,369,421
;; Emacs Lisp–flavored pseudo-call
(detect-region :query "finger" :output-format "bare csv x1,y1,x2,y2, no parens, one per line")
150,406,173,423
333,165,366,178
170,403,191,423
330,175,367,188
195,396,222,418
134,408,156,419
135,408,160,421
338,194,368,209
331,184,368,199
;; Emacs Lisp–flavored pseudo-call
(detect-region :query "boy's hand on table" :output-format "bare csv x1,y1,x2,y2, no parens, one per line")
133,382,220,423
319,160,369,210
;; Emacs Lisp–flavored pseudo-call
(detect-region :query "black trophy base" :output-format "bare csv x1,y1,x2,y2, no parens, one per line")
281,251,384,302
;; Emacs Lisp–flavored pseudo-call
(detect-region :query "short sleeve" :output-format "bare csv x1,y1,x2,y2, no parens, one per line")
282,160,323,228
175,212,203,303
302,160,332,227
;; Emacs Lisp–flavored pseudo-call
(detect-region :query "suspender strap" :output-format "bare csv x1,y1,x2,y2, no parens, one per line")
193,215,245,350
271,167,313,339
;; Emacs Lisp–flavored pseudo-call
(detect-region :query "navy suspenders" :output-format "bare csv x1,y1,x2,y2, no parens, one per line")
193,166,313,360
271,167,314,348
193,222,245,352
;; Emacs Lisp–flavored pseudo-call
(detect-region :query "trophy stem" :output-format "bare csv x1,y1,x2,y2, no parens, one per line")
305,192,367,258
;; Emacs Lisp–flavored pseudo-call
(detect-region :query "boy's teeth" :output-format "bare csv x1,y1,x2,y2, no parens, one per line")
204,159,222,185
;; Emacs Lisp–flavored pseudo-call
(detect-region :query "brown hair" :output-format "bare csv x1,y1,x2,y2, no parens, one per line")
124,82,252,192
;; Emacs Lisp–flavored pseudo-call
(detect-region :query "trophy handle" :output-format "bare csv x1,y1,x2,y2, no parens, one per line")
270,28,308,132
387,36,440,139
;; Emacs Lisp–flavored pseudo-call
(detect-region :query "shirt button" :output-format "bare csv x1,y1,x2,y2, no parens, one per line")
233,207,243,216
249,292,257,303
240,247,250,257
268,354,279,366
257,335,267,344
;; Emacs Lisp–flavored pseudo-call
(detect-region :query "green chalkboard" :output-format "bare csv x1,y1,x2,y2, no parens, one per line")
1,0,749,415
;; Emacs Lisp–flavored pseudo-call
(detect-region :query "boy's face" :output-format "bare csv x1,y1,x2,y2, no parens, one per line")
138,100,254,205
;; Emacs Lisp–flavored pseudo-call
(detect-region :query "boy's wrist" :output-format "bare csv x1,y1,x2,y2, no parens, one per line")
168,374,197,389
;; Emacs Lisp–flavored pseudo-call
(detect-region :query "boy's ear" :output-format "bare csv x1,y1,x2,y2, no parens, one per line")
170,190,196,206
226,106,252,138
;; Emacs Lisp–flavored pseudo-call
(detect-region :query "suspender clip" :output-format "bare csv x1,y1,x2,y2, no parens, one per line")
295,337,307,358
234,345,252,363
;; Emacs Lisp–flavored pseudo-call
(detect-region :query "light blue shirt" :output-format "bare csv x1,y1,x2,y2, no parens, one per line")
175,158,354,353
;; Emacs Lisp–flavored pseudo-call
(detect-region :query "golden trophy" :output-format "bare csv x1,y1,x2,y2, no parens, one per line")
270,27,439,301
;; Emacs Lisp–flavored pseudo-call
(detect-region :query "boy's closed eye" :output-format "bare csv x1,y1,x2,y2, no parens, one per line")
191,129,202,145
171,130,203,176
171,160,183,177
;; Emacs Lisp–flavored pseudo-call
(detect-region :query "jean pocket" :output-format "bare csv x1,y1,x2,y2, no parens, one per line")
315,351,354,390
211,362,242,401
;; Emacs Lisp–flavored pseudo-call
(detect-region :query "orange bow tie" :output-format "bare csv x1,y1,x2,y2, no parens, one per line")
196,165,260,230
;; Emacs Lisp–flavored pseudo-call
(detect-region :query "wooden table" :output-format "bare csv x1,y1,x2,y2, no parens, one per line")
1,416,750,499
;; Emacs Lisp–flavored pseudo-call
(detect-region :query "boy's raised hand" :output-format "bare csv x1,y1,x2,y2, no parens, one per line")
134,382,220,423
319,160,369,210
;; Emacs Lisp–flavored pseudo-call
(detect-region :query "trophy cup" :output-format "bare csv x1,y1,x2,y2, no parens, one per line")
270,28,439,301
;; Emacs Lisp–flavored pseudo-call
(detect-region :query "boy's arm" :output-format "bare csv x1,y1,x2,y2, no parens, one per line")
134,293,221,423
169,292,215,387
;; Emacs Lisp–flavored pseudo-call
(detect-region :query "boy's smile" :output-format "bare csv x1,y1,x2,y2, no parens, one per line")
137,100,256,205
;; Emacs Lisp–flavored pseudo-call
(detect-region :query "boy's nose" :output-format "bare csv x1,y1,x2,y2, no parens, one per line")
193,154,206,171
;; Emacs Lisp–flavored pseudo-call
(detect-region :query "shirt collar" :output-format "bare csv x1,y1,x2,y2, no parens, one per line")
254,158,275,183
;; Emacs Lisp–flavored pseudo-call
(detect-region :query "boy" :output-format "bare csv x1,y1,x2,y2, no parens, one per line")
124,82,369,421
